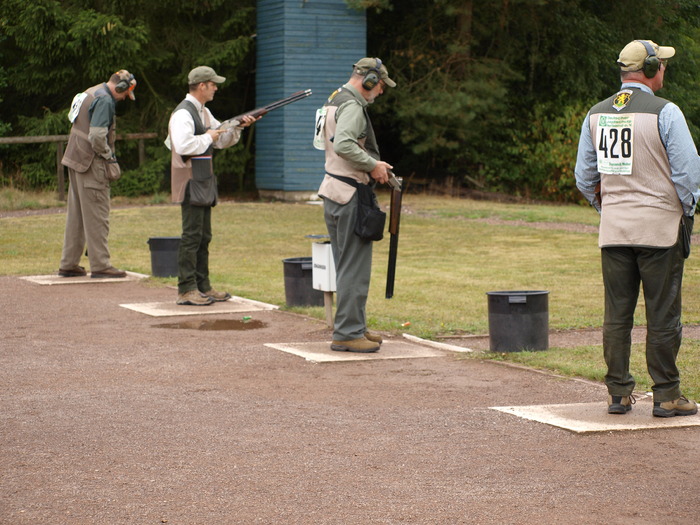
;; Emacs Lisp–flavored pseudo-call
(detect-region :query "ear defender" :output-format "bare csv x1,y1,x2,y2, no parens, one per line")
361,58,383,90
637,40,660,79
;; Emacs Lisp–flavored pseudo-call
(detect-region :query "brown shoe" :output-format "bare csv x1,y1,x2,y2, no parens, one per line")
202,288,232,302
91,267,127,278
364,331,384,345
58,265,87,277
653,395,698,418
608,395,635,414
331,337,380,353
176,290,214,306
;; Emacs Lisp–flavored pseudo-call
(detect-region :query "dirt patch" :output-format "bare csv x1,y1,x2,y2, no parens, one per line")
2,275,699,524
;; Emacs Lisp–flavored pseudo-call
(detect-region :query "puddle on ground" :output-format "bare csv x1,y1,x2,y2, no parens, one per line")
154,319,267,331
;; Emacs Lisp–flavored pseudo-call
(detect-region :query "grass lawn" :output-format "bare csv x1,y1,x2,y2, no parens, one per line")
2,189,699,401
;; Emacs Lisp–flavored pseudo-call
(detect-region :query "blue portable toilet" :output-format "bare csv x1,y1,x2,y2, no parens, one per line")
255,0,366,200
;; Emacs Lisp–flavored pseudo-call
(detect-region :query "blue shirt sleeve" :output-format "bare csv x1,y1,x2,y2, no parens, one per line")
658,102,700,216
574,111,601,212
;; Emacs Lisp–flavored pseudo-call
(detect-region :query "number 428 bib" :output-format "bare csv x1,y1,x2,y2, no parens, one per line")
595,112,635,175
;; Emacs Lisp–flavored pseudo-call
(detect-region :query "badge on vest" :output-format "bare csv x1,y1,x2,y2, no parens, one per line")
612,90,632,112
68,92,88,123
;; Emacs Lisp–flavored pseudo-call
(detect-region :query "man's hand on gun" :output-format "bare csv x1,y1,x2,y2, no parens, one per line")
370,161,393,185
207,115,260,141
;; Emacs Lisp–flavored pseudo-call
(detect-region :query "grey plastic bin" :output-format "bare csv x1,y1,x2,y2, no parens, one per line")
487,290,549,352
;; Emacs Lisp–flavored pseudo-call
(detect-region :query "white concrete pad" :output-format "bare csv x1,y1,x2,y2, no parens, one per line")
491,397,700,433
264,340,446,363
120,296,278,317
21,271,149,285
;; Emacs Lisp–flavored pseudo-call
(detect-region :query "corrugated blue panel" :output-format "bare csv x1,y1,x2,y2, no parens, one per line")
255,0,366,192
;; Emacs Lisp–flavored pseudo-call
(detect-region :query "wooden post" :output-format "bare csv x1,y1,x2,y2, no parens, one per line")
138,138,146,166
324,291,334,328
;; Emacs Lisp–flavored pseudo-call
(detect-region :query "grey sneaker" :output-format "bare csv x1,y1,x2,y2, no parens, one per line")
653,396,698,418
176,290,214,306
608,395,635,414
202,288,232,302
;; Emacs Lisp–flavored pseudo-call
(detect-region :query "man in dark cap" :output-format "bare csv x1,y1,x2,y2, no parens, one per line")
575,40,700,417
168,66,258,306
317,57,396,352
59,69,137,279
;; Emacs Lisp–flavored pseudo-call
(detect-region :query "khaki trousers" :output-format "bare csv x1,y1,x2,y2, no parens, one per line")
60,164,112,272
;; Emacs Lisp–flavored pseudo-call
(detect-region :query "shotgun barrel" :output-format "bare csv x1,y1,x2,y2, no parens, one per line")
221,89,312,129
385,174,403,299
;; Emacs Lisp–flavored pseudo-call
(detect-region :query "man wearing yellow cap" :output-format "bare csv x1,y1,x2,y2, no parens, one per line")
575,40,700,417
59,70,137,279
317,57,397,353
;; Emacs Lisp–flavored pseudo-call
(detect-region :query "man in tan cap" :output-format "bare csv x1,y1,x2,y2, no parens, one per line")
168,66,258,306
58,69,137,279
316,57,396,353
575,40,700,417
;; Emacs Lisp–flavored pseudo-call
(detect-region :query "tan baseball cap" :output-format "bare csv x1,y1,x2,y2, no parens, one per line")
353,57,396,87
617,40,675,71
188,66,226,84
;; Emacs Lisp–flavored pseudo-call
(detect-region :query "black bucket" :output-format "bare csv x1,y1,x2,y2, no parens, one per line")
147,237,181,278
486,290,549,352
282,257,324,307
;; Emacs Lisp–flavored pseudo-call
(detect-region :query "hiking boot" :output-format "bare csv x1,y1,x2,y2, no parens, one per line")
364,331,384,344
91,267,127,278
176,290,214,306
331,337,380,353
202,288,231,302
652,396,698,418
608,395,635,414
58,265,87,277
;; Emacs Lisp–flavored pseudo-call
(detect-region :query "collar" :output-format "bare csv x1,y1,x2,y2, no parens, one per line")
185,93,204,112
620,82,654,96
342,83,368,108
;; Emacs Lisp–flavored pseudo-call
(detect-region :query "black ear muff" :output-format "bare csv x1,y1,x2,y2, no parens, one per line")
115,72,135,93
637,40,660,79
361,58,383,90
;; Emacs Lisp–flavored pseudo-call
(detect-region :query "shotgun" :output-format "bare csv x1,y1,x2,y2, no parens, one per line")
385,172,403,299
220,89,312,129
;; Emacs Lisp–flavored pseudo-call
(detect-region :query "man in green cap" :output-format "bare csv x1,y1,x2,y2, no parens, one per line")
317,57,397,352
168,66,258,306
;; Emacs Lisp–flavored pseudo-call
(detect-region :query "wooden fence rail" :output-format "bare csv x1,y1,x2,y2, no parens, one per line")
0,132,159,200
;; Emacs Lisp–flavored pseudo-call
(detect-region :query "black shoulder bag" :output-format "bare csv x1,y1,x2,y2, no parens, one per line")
327,174,386,242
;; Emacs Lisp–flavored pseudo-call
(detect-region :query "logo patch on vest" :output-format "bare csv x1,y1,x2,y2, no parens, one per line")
612,90,632,111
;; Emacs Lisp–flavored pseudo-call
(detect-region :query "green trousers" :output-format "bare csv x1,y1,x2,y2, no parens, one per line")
323,194,373,341
601,238,686,402
178,187,213,295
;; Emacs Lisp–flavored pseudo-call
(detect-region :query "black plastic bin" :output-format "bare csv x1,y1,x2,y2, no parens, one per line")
282,257,324,307
147,237,181,278
486,290,549,352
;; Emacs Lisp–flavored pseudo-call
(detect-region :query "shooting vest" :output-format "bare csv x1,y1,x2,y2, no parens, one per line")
62,84,115,173
589,87,682,248
169,100,216,205
318,86,380,204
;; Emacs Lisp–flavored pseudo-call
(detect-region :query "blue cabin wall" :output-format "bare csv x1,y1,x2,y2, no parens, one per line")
255,0,366,199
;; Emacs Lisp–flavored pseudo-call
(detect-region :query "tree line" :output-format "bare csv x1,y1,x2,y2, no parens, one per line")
2,0,700,202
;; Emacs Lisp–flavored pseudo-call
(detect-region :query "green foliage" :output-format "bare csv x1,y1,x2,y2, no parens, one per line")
4,0,700,200
111,146,170,198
